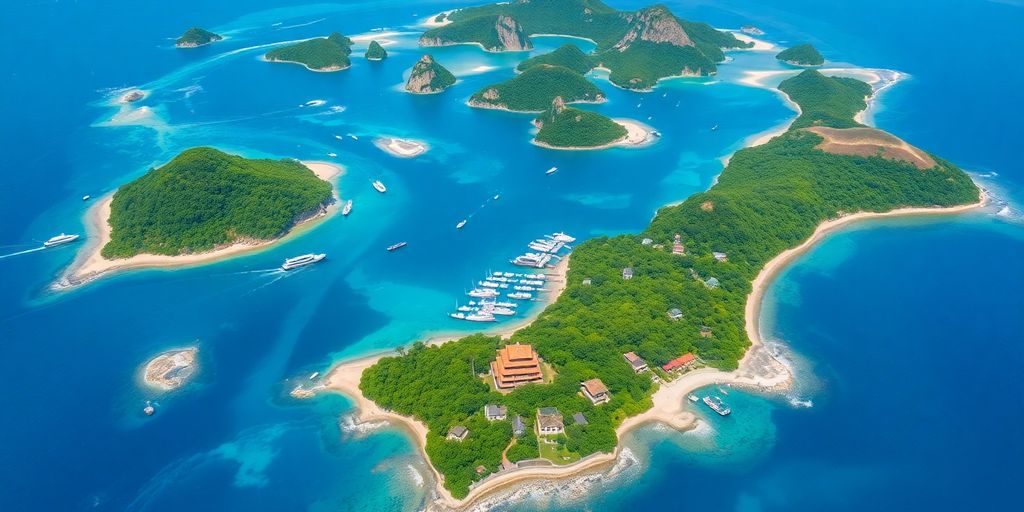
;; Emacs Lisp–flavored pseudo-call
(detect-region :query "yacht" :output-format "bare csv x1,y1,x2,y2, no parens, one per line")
468,288,499,298
711,124,719,131
507,292,533,300
688,394,699,402
484,306,516,316
281,253,326,270
327,152,338,157
456,219,467,229
342,200,353,216
549,232,576,243
465,312,497,322
493,194,500,200
545,166,558,175
703,395,731,416
43,233,80,248
386,242,407,252
372,180,387,193
348,133,359,140
479,281,500,288
82,195,91,201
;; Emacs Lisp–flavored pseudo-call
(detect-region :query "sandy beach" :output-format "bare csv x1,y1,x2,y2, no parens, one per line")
373,137,428,158
55,161,343,290
532,118,655,151
730,32,776,51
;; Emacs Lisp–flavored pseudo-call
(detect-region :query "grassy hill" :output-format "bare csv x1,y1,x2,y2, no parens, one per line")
470,65,604,112
534,99,626,147
778,69,872,129
265,33,354,71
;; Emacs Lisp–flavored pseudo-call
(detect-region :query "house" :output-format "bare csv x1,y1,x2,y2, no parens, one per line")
623,352,649,373
667,308,683,321
622,267,634,280
512,415,526,436
704,277,720,289
447,425,469,442
537,407,564,435
641,238,653,246
582,278,592,286
713,251,729,262
491,343,543,389
672,234,686,255
700,325,713,338
580,378,611,405
484,404,508,421
572,412,589,426
662,353,697,372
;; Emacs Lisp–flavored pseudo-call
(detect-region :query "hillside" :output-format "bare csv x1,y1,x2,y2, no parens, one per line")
421,14,532,51
405,55,457,93
778,69,872,129
516,44,595,75
470,65,605,112
365,40,388,61
175,27,222,48
264,33,354,71
102,148,332,258
533,97,626,147
777,43,825,66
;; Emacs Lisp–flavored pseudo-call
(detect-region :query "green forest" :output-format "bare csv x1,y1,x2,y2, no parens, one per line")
776,43,825,66
470,65,605,112
516,44,596,75
265,32,353,70
365,40,388,60
175,27,221,47
103,147,332,258
779,69,872,129
407,55,457,92
534,102,627,147
358,70,980,497
422,14,530,51
593,40,714,89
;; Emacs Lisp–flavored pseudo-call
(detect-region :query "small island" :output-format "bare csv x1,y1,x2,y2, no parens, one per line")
532,97,649,150
58,148,340,288
421,14,532,52
776,43,825,66
143,347,198,391
364,40,388,61
469,65,605,112
119,89,146,103
404,55,456,94
516,44,596,75
373,137,428,158
265,32,354,72
175,27,222,48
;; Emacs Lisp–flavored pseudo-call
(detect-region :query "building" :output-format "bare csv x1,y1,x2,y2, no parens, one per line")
705,277,720,289
491,343,543,389
641,238,653,246
622,267,634,280
672,234,686,255
447,425,469,442
580,378,611,405
537,407,564,435
713,251,728,262
662,353,697,372
623,352,649,373
667,308,683,321
582,278,592,286
512,415,526,436
572,412,589,426
484,404,508,421
700,325,713,338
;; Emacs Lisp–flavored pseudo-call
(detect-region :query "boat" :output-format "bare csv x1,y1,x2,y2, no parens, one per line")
334,134,343,140
348,133,359,140
651,130,662,138
549,232,576,243
507,292,532,300
711,124,719,131
545,166,558,175
309,372,320,380
43,233,80,248
468,288,499,298
493,194,500,200
703,395,731,416
386,242,407,252
465,313,497,322
342,200,353,216
456,219,467,229
82,195,90,201
688,394,699,402
449,312,466,320
484,306,516,316
372,180,387,193
511,253,551,268
327,152,337,158
479,281,500,288
282,253,326,270
457,305,474,312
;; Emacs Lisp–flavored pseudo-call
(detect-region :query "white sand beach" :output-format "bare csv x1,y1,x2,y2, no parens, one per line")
373,137,428,158
730,32,776,51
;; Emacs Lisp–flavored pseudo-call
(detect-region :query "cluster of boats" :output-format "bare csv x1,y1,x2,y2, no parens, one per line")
688,393,731,416
453,271,551,322
511,232,574,269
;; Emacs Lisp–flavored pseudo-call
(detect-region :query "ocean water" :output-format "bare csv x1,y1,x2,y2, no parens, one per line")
0,0,1021,511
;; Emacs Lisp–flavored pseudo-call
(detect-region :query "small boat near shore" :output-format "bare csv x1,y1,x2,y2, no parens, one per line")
456,219,467,229
703,395,731,416
688,394,699,402
342,200,353,216
43,233,80,248
386,241,407,252
372,180,387,193
82,195,91,201
282,253,326,270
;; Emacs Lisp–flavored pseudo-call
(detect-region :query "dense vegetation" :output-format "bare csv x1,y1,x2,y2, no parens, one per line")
265,33,353,71
422,14,530,51
593,41,714,89
175,27,222,47
776,43,825,66
779,70,872,129
405,55,457,93
103,148,332,258
365,40,387,60
470,65,604,112
534,100,627,147
516,44,595,75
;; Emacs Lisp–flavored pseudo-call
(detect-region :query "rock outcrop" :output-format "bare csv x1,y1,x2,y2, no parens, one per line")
613,5,693,50
495,15,532,51
419,14,532,52
405,55,457,94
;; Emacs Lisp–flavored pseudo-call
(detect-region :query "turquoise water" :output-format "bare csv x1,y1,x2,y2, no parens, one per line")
1,0,1021,510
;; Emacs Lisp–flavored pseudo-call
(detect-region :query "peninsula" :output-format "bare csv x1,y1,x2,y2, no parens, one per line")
58,148,340,288
317,67,981,504
427,0,753,89
404,55,456,94
469,65,605,112
175,27,222,48
265,32,354,72
776,43,825,66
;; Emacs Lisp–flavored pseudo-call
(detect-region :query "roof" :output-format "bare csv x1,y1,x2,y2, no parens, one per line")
573,412,588,425
512,415,526,432
538,407,560,417
623,352,645,364
504,343,534,361
713,251,728,260
581,378,608,396
668,308,683,317
662,353,697,371
538,412,564,430
449,425,468,437
623,267,634,274
706,277,720,287
485,404,507,417
641,238,653,245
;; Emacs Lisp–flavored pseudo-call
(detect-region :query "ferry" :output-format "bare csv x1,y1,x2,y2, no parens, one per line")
342,200,353,216
703,395,731,416
282,253,326,270
456,219,467,229
545,166,558,175
372,180,387,193
43,233,80,248
386,241,407,252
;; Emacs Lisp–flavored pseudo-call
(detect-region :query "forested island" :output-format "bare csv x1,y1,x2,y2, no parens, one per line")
533,97,626,148
405,55,457,94
102,148,333,258
175,27,222,48
776,43,825,66
426,0,753,89
365,40,388,61
469,65,605,112
265,32,354,71
517,44,596,75
353,68,980,499
421,14,533,51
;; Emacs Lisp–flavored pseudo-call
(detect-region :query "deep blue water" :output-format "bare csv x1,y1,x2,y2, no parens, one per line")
1,1,1021,511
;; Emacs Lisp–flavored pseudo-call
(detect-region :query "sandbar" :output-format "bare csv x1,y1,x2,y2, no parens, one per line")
373,137,428,158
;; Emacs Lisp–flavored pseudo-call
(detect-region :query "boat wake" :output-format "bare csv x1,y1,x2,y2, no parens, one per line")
0,246,45,260
786,395,814,408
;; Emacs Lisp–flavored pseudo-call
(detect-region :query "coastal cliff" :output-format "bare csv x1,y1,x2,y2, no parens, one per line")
420,14,532,51
612,5,693,50
404,55,456,94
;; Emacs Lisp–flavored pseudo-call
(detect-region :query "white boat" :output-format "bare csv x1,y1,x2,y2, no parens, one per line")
327,152,337,157
507,292,532,300
43,233,80,248
484,307,516,316
456,219,467,229
545,166,558,175
372,180,387,193
703,395,731,416
342,200,353,216
309,372,320,380
450,312,466,320
549,232,576,243
281,253,326,270
651,130,662,138
457,305,474,312
688,394,699,402
82,195,90,201
493,194,500,200
479,281,500,288
468,288,499,298
348,133,359,140
711,124,719,131
334,134,343,140
465,313,497,322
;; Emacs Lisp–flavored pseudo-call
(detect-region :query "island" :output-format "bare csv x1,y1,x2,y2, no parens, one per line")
315,67,981,504
426,0,753,90
532,97,651,150
57,148,340,288
364,40,388,61
516,44,596,75
373,137,428,158
421,14,532,52
265,32,354,72
143,347,198,391
469,65,605,112
776,43,825,66
175,27,222,48
120,89,146,103
404,55,456,94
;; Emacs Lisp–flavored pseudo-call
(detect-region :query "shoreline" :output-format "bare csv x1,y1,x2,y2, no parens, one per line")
466,96,607,114
372,137,429,158
262,55,350,73
55,161,344,291
531,118,655,151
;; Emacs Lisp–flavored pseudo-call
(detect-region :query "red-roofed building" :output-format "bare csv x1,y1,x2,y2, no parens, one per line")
662,353,696,372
